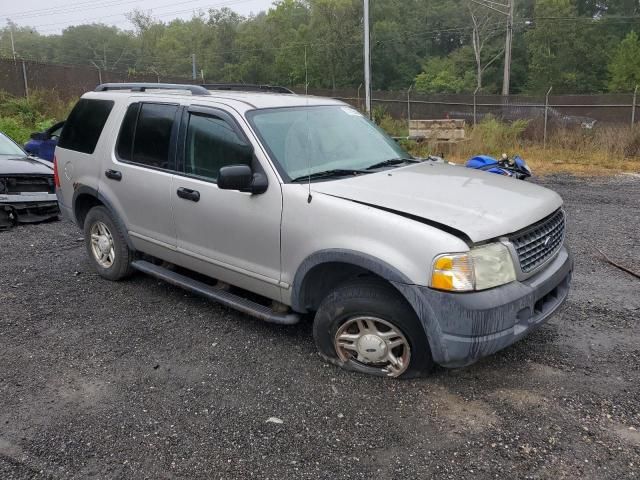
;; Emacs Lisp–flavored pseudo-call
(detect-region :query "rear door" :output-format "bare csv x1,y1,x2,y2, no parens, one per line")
171,105,283,299
99,101,180,252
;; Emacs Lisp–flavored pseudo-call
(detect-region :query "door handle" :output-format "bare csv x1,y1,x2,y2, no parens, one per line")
177,187,200,202
105,169,122,181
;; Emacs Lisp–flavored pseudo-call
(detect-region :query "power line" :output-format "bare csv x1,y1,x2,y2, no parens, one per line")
9,0,260,32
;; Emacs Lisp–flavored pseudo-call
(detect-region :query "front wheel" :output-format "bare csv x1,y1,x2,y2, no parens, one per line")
313,279,433,378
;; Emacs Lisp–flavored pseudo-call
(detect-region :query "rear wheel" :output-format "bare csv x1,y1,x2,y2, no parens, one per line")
313,278,433,378
83,206,134,280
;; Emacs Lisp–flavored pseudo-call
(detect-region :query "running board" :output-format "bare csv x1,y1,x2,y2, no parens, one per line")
131,260,301,325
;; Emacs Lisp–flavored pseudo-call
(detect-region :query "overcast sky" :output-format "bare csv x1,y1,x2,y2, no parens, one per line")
2,0,276,35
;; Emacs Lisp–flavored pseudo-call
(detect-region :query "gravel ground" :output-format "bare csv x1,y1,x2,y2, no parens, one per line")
0,174,639,479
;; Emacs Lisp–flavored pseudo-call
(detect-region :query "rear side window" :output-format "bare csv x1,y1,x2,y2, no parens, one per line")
116,103,178,170
58,99,114,154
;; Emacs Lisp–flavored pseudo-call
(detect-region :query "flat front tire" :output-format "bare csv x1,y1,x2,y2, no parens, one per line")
313,278,433,378
83,206,134,281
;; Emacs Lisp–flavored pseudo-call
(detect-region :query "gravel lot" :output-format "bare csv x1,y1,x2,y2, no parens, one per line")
1,174,639,479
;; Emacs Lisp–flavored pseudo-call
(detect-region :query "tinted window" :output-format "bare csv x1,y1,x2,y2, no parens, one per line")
116,103,139,161
185,113,252,181
58,99,114,154
131,103,178,169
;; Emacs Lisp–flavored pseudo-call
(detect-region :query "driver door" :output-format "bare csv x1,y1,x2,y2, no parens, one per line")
171,105,283,300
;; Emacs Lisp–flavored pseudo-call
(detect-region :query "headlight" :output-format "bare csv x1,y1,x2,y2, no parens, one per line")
431,242,516,292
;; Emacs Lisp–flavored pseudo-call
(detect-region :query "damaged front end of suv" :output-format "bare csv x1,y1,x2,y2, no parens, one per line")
0,132,59,229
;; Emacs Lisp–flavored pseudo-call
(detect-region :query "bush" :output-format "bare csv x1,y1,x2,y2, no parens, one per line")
466,117,529,154
0,89,74,144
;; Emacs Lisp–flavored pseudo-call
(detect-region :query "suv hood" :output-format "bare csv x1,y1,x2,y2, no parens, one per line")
0,154,54,176
312,162,562,243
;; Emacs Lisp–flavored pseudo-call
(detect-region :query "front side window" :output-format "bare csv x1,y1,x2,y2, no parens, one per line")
184,113,252,181
58,99,113,154
247,105,410,181
116,103,178,169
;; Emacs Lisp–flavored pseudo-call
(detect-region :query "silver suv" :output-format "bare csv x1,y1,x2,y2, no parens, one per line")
55,83,573,378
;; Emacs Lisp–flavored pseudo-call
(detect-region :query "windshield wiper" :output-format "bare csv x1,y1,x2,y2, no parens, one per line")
291,169,371,183
365,158,418,170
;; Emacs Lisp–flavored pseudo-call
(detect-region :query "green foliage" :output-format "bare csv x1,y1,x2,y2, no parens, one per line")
415,56,474,94
0,0,639,94
608,31,640,92
468,117,529,154
0,90,72,144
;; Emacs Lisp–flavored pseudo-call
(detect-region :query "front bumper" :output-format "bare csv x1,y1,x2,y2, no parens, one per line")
0,193,59,228
394,245,573,368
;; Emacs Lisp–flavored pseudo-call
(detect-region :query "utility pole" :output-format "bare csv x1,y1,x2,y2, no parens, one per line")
468,0,514,95
502,0,514,96
191,54,196,81
9,24,17,62
363,0,372,118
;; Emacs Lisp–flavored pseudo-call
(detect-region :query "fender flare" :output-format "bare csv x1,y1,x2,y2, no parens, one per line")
290,249,413,313
290,248,446,362
72,185,135,249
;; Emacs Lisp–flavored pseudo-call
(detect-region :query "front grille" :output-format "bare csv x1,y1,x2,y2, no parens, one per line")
0,176,55,194
510,209,565,273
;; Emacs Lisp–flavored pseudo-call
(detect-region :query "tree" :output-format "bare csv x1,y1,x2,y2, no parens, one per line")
609,31,640,92
467,4,503,91
415,56,474,94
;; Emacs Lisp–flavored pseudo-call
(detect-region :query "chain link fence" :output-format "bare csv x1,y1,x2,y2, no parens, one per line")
2,58,638,143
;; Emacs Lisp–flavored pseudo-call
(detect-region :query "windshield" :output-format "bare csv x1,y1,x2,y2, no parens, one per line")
248,105,411,181
0,133,26,156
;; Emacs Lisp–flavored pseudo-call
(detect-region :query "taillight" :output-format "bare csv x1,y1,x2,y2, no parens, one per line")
53,155,60,188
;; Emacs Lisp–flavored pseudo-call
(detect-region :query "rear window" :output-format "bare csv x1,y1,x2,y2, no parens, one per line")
116,102,178,170
58,99,114,154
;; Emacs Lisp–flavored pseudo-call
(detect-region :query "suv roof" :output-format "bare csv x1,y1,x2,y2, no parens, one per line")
89,82,344,111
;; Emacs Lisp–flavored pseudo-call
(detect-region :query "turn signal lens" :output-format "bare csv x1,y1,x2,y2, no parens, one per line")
431,253,474,292
431,243,517,292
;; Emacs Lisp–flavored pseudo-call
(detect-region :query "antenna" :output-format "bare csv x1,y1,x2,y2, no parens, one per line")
306,88,312,204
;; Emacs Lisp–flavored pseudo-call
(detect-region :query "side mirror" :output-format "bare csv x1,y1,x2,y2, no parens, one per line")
218,165,268,194
30,132,47,141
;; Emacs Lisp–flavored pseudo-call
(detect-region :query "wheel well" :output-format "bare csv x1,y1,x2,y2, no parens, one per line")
74,193,103,228
297,262,393,312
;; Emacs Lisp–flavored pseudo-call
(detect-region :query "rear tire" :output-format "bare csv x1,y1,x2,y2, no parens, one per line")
83,206,134,281
313,278,433,378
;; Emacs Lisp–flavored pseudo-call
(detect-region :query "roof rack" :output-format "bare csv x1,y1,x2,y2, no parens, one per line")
95,83,210,96
202,83,294,94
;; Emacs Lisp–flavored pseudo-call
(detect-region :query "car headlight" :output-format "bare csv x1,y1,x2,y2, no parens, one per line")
431,242,516,292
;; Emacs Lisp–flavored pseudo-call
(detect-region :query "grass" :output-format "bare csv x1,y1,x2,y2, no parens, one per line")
0,90,74,144
379,114,640,176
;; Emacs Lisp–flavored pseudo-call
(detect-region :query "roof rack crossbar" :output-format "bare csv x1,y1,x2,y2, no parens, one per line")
202,83,294,94
95,83,210,96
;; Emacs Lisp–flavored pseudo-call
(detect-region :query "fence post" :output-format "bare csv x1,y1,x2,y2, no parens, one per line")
632,85,638,127
150,67,160,83
473,86,480,126
21,60,29,98
357,83,363,111
407,83,413,130
544,86,553,149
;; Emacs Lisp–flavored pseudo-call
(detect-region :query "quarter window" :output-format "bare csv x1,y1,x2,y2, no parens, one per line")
58,99,113,154
184,113,252,181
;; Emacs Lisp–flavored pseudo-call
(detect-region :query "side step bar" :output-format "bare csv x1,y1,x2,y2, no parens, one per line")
131,260,301,325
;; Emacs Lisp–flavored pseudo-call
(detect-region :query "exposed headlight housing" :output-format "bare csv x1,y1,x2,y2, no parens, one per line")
431,242,516,292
